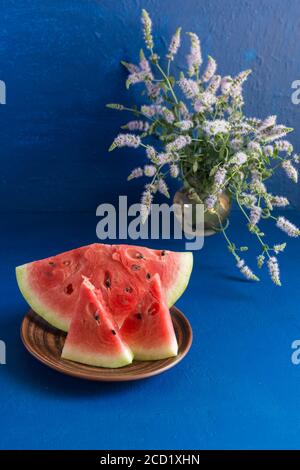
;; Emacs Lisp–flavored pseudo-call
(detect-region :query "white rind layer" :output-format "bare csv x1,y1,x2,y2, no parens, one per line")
131,338,178,361
61,344,133,368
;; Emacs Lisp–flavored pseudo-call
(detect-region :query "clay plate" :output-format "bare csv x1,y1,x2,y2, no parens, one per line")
20,307,192,381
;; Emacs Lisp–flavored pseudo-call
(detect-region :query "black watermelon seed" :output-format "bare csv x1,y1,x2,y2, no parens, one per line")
146,273,151,279
49,261,55,266
136,253,144,259
161,250,166,256
132,265,141,271
135,313,142,320
125,286,133,293
104,276,111,288
64,284,73,295
94,314,99,321
111,329,116,335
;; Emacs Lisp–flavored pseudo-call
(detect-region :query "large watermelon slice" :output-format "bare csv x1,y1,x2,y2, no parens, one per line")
121,274,178,360
62,277,133,368
16,243,193,332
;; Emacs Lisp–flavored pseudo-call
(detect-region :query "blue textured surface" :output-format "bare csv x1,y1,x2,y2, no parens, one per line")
1,211,300,450
2,0,300,451
1,0,300,211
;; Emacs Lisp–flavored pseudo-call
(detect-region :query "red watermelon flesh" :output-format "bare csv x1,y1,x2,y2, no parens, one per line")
121,274,178,360
16,243,193,332
61,277,133,368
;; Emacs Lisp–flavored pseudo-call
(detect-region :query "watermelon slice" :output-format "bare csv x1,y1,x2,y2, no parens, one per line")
121,274,178,360
61,277,133,368
16,243,193,332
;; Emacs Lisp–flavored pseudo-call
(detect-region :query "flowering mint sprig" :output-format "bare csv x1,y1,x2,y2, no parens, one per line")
268,257,281,286
282,160,298,183
273,243,286,254
141,9,154,51
237,259,259,281
186,32,202,77
107,9,300,285
166,27,181,61
122,120,150,132
276,217,300,237
109,134,141,151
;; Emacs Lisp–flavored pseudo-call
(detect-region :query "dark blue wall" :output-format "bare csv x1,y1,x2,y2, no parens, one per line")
1,0,300,212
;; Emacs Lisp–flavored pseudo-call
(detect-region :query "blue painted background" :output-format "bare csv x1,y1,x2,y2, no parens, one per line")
1,0,300,452
1,0,300,212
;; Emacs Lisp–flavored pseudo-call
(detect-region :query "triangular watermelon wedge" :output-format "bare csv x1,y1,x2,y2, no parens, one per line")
61,277,133,368
16,243,193,331
121,274,178,360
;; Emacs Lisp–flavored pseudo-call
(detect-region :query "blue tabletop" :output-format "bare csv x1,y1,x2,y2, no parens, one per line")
1,210,300,450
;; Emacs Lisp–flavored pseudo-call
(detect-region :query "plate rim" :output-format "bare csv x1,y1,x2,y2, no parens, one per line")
20,306,193,382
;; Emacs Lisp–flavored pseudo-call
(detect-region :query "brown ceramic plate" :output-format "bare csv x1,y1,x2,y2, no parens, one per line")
20,307,192,381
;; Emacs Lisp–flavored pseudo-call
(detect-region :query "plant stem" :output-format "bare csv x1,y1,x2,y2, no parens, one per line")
120,106,155,121
155,62,178,104
236,192,271,259
216,213,239,262
167,59,171,77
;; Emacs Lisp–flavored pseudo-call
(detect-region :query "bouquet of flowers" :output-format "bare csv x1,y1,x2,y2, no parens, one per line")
107,9,300,285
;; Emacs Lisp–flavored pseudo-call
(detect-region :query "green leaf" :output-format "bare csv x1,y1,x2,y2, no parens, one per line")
161,83,168,93
132,105,140,116
121,61,134,72
168,76,175,86
257,254,265,269
108,143,116,152
193,161,198,173
139,49,145,61
106,103,124,110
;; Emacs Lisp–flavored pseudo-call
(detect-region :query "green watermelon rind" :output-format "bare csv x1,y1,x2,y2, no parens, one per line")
165,252,193,308
16,264,70,332
16,251,193,333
